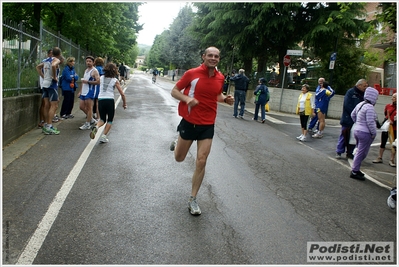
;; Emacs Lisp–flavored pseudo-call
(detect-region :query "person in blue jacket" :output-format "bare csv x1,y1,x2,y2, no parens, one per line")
252,78,269,123
312,81,335,138
60,57,79,119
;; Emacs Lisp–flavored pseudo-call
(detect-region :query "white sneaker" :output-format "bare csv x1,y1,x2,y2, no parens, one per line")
296,134,303,140
387,188,396,209
79,123,91,130
312,132,323,138
188,196,201,215
300,136,307,142
99,135,109,143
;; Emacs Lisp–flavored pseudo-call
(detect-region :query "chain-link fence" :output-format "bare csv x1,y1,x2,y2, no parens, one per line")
2,18,91,97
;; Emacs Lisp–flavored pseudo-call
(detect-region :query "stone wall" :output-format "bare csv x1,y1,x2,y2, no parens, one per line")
3,94,41,146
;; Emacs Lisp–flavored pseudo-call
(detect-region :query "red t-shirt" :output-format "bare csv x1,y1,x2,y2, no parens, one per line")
176,64,224,125
384,103,397,131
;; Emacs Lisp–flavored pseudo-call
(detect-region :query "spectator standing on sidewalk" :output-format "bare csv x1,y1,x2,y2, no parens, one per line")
230,68,249,119
78,56,100,130
90,63,127,143
308,77,332,133
252,78,269,123
312,81,335,138
350,87,379,180
35,47,62,135
295,84,314,142
60,57,79,119
38,49,52,128
170,46,234,215
372,93,397,167
335,79,367,159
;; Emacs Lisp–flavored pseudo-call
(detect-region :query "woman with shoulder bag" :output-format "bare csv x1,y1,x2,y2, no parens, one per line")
252,78,269,123
350,87,379,180
296,84,314,142
373,93,397,166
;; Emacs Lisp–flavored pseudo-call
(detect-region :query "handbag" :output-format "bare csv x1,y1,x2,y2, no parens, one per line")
349,123,357,145
380,119,390,132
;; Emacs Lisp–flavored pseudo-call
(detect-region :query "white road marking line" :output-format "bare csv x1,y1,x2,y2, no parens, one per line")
16,90,126,265
266,116,286,124
333,157,391,190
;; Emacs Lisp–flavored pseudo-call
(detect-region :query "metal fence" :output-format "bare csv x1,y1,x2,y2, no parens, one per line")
2,18,91,97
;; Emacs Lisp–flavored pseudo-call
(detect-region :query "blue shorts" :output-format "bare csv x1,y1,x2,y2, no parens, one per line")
94,85,100,99
42,87,59,102
79,89,95,100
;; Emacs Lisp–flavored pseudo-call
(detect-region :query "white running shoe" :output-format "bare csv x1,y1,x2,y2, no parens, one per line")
79,123,91,130
300,136,307,142
387,188,396,209
296,134,303,140
99,135,109,143
188,196,201,215
312,132,323,138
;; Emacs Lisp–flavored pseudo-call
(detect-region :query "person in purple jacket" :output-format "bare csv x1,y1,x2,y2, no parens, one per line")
350,87,379,180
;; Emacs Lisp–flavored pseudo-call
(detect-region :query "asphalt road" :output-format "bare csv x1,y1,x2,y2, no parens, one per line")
2,72,397,264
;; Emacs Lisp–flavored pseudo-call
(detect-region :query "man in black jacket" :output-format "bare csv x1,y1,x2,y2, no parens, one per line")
335,78,367,159
230,69,249,118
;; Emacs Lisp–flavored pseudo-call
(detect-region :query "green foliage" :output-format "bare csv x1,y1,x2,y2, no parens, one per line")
3,3,143,62
318,44,369,95
167,5,201,69
2,49,41,92
361,3,397,63
376,3,397,33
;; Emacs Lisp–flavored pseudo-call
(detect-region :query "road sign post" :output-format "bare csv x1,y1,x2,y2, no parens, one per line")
279,55,291,112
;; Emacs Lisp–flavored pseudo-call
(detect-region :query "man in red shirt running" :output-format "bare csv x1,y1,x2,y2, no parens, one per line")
170,46,234,215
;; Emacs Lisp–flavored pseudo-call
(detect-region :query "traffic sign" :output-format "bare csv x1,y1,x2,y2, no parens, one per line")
329,52,337,70
283,55,291,67
330,52,337,61
287,49,303,56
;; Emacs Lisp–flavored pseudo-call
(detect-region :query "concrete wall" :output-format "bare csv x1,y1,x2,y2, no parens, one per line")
3,94,41,147
2,85,393,147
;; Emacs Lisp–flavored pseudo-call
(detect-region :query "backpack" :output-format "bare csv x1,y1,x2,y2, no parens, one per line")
58,75,63,88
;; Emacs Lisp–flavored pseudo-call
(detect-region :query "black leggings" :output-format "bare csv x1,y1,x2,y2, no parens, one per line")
300,114,310,129
380,130,397,148
98,99,115,123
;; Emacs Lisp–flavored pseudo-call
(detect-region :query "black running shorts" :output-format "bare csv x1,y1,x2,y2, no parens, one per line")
177,118,214,141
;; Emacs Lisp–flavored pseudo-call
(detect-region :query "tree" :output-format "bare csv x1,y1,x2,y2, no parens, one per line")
301,3,370,93
3,3,143,63
167,4,201,69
